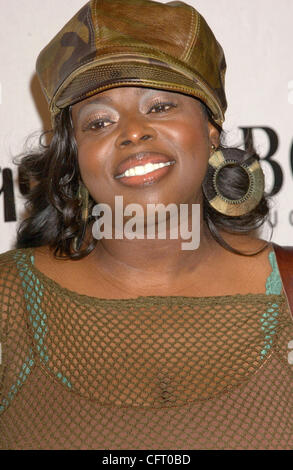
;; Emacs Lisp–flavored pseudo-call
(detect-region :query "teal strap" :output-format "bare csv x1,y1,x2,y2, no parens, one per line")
0,250,72,416
261,250,282,359
265,250,282,295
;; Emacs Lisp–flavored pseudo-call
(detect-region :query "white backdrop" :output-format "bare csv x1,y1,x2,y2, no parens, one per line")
1,0,293,253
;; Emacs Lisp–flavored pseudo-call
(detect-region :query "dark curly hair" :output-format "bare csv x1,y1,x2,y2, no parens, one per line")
13,101,273,259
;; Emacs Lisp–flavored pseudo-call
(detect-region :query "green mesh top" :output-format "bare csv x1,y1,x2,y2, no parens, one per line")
0,246,293,450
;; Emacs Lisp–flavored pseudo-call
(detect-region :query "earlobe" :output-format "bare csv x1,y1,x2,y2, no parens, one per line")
208,122,220,149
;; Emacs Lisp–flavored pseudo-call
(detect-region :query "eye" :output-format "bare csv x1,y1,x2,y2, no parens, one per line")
148,100,177,114
83,118,113,131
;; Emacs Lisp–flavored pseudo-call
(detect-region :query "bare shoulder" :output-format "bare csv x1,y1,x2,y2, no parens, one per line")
33,245,82,287
217,230,274,265
33,244,104,294
218,228,271,250
33,245,59,277
212,230,275,294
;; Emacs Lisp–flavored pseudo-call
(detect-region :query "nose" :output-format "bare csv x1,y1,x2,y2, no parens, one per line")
115,115,156,148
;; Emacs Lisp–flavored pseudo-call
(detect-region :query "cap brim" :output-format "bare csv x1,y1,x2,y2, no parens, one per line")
52,60,224,126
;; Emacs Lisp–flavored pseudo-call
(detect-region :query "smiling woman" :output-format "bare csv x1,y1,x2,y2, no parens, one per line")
1,0,293,451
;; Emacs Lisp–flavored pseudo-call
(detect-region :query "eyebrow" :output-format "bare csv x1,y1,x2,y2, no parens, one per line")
77,96,113,119
76,88,170,119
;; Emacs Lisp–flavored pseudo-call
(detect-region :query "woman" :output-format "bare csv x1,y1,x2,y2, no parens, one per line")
0,0,292,450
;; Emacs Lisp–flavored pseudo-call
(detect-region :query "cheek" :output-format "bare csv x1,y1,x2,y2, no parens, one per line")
167,119,209,175
76,139,106,178
75,139,113,203
167,115,209,151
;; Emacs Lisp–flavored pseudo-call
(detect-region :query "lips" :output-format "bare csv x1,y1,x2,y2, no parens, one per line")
114,152,176,178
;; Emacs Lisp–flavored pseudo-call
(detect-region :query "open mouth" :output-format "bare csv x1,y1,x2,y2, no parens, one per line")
115,160,175,179
113,151,176,186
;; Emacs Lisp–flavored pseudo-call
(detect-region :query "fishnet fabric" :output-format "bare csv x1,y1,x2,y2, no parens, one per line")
0,247,293,450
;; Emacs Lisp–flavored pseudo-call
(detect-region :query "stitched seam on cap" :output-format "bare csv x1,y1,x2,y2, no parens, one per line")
92,0,100,45
87,1,95,48
66,81,210,102
184,12,200,64
181,7,195,62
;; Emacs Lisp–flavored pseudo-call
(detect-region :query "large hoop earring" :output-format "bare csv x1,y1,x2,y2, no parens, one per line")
73,180,89,252
202,148,265,216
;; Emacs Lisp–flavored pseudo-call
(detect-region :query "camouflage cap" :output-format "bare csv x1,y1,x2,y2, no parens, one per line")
36,0,227,126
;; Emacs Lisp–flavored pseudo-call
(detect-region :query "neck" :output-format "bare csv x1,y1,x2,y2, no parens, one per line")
86,204,220,290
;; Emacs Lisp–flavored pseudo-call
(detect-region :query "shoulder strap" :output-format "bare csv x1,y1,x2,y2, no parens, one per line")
272,242,293,320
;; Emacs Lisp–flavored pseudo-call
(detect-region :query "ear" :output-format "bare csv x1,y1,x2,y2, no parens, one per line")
207,121,220,149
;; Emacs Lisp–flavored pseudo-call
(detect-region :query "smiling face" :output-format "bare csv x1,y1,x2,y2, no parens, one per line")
71,86,220,210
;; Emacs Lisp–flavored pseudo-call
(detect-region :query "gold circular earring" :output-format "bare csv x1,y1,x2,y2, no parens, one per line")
73,180,90,252
202,148,265,217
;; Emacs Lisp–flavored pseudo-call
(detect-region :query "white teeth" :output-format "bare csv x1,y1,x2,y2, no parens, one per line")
118,161,174,178
128,168,136,176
